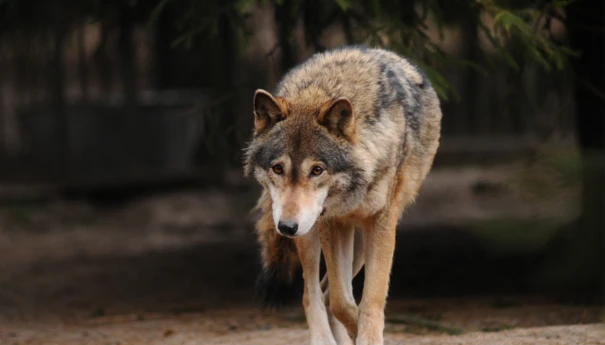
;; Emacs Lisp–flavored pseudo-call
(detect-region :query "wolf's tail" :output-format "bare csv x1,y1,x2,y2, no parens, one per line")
253,191,302,308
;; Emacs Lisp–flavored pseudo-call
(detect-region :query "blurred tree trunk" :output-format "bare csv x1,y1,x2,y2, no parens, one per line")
153,5,176,89
274,0,297,74
119,7,137,115
50,2,70,184
566,0,604,299
302,0,327,52
16,37,29,107
217,12,238,165
342,13,354,44
93,22,112,97
77,26,89,101
460,10,480,136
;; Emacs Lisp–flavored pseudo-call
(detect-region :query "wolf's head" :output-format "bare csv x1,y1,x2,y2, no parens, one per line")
244,89,362,237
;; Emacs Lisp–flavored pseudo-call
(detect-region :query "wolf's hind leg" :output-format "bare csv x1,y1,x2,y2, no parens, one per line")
328,308,355,345
321,227,365,299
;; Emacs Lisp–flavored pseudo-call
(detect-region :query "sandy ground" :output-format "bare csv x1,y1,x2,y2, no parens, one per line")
2,314,605,345
0,165,603,344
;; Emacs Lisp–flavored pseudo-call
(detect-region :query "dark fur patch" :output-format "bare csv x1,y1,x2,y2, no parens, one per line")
255,262,303,309
402,77,421,136
346,167,365,194
401,125,408,151
373,62,408,123
370,62,389,123
371,59,423,136
386,67,407,108
417,68,429,89
250,118,357,177
251,131,286,170
311,132,355,173
255,248,331,310
254,232,303,309
365,163,390,193
403,61,430,135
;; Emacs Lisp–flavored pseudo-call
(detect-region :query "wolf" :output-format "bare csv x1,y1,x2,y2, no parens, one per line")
243,45,442,345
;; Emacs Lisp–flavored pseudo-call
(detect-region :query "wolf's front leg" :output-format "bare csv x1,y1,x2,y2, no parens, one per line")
356,211,398,345
296,228,337,345
320,221,361,345
320,220,359,340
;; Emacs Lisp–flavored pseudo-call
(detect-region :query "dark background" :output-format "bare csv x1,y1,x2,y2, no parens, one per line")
0,0,603,343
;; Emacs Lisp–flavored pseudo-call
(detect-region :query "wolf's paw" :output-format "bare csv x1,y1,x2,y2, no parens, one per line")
356,309,384,345
336,336,355,345
355,334,383,345
310,335,338,345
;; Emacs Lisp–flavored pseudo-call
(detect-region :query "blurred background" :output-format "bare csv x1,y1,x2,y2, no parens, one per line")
0,0,603,344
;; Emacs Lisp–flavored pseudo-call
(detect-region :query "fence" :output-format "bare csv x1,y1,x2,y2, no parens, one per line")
0,8,576,188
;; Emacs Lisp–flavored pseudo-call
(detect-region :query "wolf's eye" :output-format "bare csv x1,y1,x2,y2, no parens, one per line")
311,166,324,176
272,164,284,175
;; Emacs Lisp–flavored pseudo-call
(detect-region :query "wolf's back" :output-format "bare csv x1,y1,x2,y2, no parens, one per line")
273,45,435,128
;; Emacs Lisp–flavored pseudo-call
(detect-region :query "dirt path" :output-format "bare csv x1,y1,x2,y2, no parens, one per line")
3,310,604,345
0,166,602,344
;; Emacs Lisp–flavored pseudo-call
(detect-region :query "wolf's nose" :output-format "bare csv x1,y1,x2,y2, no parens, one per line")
277,221,298,236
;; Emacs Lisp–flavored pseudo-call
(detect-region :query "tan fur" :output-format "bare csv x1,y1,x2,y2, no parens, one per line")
245,46,442,345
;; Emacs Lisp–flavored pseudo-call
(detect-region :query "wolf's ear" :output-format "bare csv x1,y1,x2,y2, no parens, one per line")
317,97,355,141
253,89,287,135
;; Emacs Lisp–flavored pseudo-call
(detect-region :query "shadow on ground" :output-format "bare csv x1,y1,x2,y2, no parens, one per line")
2,224,600,323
